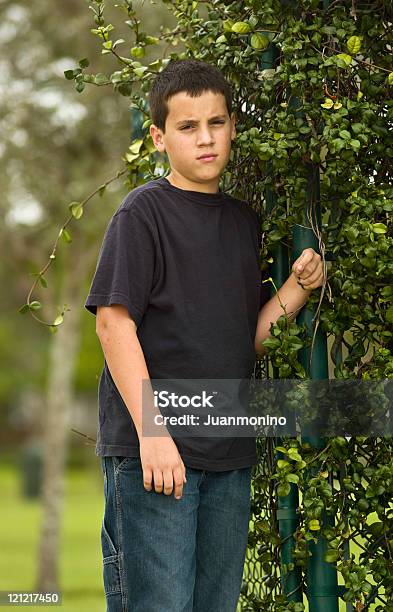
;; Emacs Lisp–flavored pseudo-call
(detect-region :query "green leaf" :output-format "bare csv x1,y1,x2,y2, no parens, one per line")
286,337,303,350
372,223,387,234
368,521,384,537
128,139,143,155
53,314,64,326
325,549,340,563
309,519,320,531
277,482,291,497
216,35,227,44
64,69,76,80
278,364,292,377
331,138,345,152
386,306,393,324
339,130,351,140
347,36,362,54
261,337,281,350
336,53,352,66
254,519,269,533
231,22,251,34
134,66,148,77
148,59,162,71
321,98,333,109
124,152,139,163
19,304,29,314
388,73,393,86
131,46,145,58
95,73,109,85
381,286,393,298
69,201,84,219
110,71,123,83
78,57,90,68
29,301,42,311
277,459,290,469
286,473,300,484
268,229,285,242
250,33,269,50
60,228,72,243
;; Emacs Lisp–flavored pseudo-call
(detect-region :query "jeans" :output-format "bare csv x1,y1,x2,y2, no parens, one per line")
100,455,252,612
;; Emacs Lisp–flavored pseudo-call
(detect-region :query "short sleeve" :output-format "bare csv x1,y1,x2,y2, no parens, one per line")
84,207,156,326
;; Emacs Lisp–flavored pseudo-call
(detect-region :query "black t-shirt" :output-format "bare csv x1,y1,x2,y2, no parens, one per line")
85,176,271,471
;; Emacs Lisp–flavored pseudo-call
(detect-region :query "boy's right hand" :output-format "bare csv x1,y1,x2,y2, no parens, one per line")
139,436,187,500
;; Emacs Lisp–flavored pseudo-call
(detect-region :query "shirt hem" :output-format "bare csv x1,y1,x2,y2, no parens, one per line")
95,444,258,472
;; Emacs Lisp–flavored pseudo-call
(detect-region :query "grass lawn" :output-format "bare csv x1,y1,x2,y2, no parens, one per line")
0,460,105,612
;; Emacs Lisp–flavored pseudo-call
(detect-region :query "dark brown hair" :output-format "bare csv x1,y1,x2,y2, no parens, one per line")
148,58,233,133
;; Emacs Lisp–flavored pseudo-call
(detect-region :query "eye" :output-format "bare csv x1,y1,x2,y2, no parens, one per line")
179,120,225,131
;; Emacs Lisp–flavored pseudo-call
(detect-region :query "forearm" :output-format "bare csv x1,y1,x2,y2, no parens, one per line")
96,317,154,440
255,271,312,357
96,308,186,498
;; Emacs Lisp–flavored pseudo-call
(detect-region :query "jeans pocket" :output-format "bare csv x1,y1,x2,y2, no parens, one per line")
114,456,140,473
101,518,121,595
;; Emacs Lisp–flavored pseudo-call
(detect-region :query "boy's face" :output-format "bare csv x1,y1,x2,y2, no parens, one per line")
150,90,236,193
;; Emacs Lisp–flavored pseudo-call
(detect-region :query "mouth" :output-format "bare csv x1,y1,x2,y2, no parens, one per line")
197,154,218,161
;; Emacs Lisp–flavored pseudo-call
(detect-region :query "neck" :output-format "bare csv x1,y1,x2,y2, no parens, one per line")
166,171,220,194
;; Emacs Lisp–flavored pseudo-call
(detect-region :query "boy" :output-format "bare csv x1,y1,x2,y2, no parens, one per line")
85,59,323,612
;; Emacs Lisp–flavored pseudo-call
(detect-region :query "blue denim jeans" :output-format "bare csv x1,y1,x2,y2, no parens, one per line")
100,455,252,612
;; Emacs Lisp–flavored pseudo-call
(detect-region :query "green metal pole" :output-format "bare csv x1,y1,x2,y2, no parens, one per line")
290,0,338,606
292,163,339,612
261,40,303,603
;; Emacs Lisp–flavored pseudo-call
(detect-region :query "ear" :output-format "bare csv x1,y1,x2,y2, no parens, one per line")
230,112,236,140
149,124,166,153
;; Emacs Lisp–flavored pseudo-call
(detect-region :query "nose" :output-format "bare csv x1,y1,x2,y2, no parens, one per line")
196,125,215,147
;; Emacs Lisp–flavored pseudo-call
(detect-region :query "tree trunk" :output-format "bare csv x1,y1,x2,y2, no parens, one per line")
35,264,85,592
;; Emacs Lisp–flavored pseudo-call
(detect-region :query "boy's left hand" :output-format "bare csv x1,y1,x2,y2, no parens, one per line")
291,248,324,291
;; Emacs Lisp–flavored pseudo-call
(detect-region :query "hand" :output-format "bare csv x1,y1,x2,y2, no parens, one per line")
291,248,324,291
139,435,187,500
